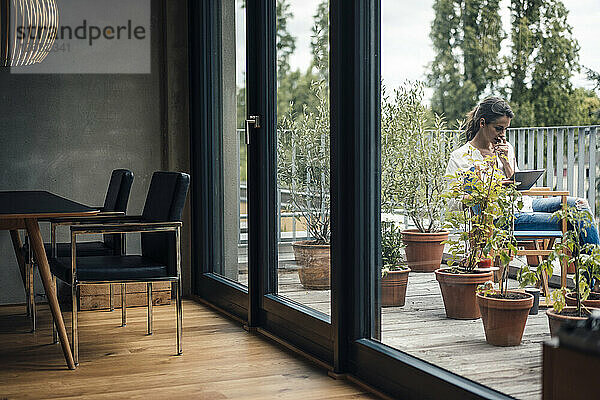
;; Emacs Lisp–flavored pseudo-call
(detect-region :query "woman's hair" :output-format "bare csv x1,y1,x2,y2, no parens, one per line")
464,96,514,142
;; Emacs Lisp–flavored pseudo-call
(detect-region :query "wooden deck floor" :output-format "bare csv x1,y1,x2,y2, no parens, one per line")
273,270,547,400
0,300,378,400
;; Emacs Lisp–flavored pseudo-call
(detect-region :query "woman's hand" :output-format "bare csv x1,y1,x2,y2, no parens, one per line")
493,136,509,159
494,136,514,178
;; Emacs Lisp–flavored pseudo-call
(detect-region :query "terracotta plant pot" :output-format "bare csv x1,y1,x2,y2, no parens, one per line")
546,307,596,337
477,258,492,269
565,292,600,308
477,290,534,346
435,268,493,319
401,230,448,272
381,268,410,307
292,241,330,290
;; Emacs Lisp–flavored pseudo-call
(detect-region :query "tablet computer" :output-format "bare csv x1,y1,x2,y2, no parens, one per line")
513,169,545,191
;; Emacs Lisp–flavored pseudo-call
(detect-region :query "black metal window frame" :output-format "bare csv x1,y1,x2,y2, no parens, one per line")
189,0,249,321
189,0,513,398
188,0,333,362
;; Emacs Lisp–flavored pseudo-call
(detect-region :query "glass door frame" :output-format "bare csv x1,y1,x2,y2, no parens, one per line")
189,0,334,364
330,1,514,398
189,0,248,321
246,0,334,364
189,0,514,398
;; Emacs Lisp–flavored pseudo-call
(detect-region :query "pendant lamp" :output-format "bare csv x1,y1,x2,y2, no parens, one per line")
1,0,59,67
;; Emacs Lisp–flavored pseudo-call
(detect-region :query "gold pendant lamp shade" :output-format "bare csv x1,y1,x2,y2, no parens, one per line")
1,0,59,67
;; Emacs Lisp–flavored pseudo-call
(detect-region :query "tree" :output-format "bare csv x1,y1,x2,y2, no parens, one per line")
310,0,329,82
275,0,301,124
584,67,600,121
428,0,504,124
277,0,328,125
568,88,600,125
428,0,585,127
236,83,246,129
586,67,600,91
507,0,542,119
461,0,504,97
239,0,329,126
276,0,296,82
513,0,580,126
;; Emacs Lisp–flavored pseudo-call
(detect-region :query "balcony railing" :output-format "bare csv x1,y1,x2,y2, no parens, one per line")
508,125,599,218
237,125,600,244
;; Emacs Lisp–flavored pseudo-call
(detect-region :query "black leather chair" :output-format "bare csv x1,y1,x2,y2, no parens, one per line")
24,169,133,331
46,168,134,257
49,171,190,365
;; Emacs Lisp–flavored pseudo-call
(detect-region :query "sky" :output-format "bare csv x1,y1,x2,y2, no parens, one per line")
236,0,600,102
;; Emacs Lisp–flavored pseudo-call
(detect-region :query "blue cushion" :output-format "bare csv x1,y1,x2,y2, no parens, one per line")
514,230,563,238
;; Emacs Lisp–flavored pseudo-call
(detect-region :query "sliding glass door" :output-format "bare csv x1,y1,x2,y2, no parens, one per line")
191,1,518,398
245,0,334,362
190,0,333,362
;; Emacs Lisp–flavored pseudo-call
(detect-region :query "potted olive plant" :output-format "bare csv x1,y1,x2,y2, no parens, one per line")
381,82,457,272
519,206,600,336
441,154,515,319
381,221,410,307
278,79,331,289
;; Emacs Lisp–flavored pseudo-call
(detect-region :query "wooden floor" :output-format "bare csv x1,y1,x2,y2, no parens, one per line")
0,301,378,400
260,270,547,400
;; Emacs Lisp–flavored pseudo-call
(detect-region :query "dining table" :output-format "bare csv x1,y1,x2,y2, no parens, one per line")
0,190,98,369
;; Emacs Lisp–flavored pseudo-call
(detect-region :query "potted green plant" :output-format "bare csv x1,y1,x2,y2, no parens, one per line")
381,82,457,272
441,154,511,319
278,79,331,289
473,180,535,346
381,221,410,307
519,206,600,336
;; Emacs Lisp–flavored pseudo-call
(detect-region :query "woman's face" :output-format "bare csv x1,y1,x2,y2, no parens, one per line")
479,115,511,144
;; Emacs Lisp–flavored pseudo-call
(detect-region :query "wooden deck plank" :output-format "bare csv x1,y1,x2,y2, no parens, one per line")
256,269,547,399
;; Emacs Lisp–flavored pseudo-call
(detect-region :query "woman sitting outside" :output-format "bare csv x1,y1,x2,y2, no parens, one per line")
445,96,599,247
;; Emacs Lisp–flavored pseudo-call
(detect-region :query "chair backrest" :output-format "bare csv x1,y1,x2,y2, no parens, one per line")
102,169,134,252
102,169,134,212
141,172,190,272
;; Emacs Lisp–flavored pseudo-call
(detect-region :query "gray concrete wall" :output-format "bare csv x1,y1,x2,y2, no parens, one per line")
0,0,191,305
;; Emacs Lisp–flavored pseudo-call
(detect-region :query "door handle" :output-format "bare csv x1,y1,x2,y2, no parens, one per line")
245,115,261,145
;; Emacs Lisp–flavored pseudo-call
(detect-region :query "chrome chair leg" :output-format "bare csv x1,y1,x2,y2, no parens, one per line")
109,284,114,311
72,283,79,366
121,283,126,326
176,281,182,355
147,283,153,335
52,275,58,344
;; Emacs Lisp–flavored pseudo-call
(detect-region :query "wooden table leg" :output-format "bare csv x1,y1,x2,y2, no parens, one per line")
9,230,27,288
25,218,76,369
